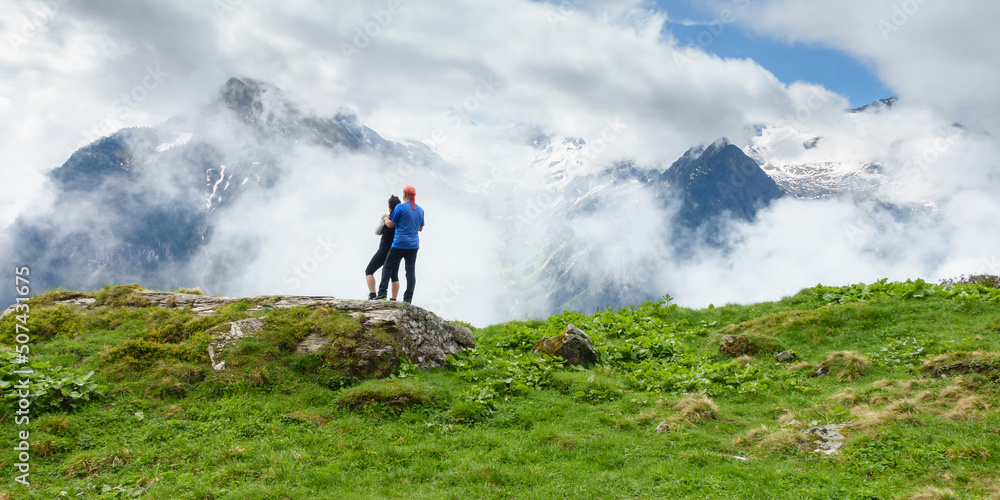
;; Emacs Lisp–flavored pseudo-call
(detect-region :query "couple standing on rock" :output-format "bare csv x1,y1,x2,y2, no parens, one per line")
365,185,425,303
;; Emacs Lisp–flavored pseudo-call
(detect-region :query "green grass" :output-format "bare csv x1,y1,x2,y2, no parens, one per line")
1,279,999,499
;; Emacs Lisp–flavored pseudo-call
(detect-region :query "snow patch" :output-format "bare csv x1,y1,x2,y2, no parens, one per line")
155,132,193,152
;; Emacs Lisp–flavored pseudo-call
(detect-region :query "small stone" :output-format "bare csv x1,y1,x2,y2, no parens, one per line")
806,424,849,455
655,421,674,433
774,350,798,362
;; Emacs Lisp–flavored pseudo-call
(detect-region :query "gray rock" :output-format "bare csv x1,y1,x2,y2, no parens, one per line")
134,292,474,371
805,424,850,455
208,318,266,370
295,332,332,354
774,350,798,362
532,324,596,366
812,365,830,377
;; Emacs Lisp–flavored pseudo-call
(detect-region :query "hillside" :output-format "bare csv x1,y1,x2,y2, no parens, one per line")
1,278,1000,499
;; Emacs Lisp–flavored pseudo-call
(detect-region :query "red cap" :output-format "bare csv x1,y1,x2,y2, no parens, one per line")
403,185,416,209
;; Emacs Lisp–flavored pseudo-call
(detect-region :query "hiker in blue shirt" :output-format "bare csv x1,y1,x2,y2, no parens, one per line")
376,185,424,303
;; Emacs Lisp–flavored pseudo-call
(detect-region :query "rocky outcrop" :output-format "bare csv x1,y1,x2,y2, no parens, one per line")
207,318,265,371
532,324,596,366
20,291,474,373
146,293,474,371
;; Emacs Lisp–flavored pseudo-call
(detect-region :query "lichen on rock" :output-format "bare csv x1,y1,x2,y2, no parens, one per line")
532,324,596,366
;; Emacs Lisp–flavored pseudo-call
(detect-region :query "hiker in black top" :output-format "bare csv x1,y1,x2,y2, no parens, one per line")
366,195,402,300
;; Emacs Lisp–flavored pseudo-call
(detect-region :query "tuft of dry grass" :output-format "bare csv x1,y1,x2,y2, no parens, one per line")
673,394,719,422
66,449,132,478
777,412,805,428
885,398,923,418
938,380,968,400
787,361,812,372
283,411,333,426
907,486,958,500
733,425,771,447
850,405,890,429
32,440,59,458
827,390,862,407
38,415,71,434
817,351,871,382
733,355,753,366
943,395,990,421
624,410,662,428
944,446,990,461
757,427,811,453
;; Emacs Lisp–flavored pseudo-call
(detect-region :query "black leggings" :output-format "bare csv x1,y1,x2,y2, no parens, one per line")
379,248,418,302
365,246,399,281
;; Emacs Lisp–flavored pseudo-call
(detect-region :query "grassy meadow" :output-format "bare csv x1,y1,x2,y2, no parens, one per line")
1,279,999,499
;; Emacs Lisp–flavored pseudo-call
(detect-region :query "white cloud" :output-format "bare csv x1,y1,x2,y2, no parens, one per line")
1,0,998,324
726,0,1000,130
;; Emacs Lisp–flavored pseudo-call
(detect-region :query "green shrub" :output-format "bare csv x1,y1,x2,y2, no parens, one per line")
93,284,152,307
0,351,107,413
100,339,202,368
337,379,447,411
259,306,362,352
448,399,492,423
551,371,625,402
27,289,95,306
0,304,90,343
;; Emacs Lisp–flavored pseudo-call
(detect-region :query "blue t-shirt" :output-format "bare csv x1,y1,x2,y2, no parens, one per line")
390,202,425,249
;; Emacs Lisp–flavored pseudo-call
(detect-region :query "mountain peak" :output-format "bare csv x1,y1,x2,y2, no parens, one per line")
849,97,899,114
218,77,290,125
662,138,783,229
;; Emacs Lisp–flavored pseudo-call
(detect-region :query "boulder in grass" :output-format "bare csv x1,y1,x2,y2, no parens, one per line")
774,350,798,362
532,324,596,366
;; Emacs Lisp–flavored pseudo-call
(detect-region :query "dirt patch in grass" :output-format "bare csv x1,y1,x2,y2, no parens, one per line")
66,449,132,478
922,351,1000,378
717,333,785,357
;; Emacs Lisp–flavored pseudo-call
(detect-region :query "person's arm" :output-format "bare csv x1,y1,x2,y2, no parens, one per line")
382,214,395,228
419,227,423,232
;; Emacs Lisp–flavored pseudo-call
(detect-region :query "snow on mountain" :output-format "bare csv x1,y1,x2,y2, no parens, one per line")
743,110,887,199
155,132,193,152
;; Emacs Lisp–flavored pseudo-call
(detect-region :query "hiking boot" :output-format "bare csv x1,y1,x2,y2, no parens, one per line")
368,293,377,300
